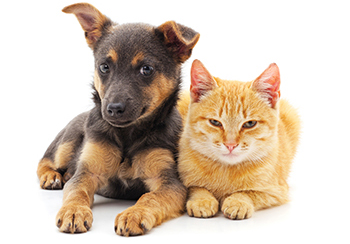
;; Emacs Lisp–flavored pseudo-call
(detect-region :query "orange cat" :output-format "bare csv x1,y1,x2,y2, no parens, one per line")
177,60,300,220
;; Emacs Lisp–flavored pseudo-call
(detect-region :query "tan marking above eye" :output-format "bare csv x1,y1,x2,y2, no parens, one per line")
131,52,145,66
107,49,118,63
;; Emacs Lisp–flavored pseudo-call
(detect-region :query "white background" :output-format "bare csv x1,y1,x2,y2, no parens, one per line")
1,0,349,243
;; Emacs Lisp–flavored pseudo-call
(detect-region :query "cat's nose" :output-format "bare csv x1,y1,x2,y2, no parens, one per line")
225,143,239,153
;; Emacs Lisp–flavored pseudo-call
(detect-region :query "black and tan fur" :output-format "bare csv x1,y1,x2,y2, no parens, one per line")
36,3,199,236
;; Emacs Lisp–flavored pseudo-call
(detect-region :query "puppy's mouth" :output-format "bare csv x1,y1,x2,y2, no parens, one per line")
106,119,133,128
140,105,148,117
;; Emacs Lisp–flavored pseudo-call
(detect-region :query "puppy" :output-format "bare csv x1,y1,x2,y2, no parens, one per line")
36,3,199,236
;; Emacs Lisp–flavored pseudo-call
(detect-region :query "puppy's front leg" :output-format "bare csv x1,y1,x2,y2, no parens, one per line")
115,149,186,236
55,172,95,233
56,141,120,233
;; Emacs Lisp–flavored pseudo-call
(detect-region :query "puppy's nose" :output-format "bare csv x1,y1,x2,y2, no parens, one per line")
107,102,126,117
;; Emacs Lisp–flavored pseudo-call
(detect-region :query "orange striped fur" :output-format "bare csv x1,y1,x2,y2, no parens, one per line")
178,60,300,219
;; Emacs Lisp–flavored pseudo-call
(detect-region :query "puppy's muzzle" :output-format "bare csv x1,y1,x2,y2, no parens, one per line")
107,102,126,117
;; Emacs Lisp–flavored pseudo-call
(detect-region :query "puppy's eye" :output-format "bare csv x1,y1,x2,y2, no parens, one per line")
209,119,222,127
242,120,257,129
99,63,110,74
140,65,154,76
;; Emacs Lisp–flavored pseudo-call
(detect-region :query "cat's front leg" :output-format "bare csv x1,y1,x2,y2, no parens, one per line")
221,190,287,220
221,192,254,220
186,186,219,218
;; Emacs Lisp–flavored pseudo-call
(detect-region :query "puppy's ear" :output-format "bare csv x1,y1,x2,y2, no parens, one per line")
190,59,217,103
156,21,200,63
62,3,114,49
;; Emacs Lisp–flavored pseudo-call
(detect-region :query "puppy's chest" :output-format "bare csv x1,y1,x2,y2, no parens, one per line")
114,157,140,180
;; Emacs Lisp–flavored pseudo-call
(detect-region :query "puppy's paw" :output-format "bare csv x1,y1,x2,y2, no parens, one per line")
56,204,93,233
39,170,63,190
186,197,219,218
115,206,156,236
221,197,254,220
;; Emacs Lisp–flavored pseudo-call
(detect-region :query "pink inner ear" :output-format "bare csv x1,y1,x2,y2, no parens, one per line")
190,60,217,103
253,63,281,108
76,13,97,32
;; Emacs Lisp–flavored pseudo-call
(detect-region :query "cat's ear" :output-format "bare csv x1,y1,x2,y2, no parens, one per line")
252,63,281,108
190,59,217,103
62,3,114,49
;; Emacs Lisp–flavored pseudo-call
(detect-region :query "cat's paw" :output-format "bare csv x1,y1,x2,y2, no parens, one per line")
186,197,219,218
221,197,254,220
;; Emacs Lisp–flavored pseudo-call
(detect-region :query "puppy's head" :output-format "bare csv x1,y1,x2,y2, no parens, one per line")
63,3,200,127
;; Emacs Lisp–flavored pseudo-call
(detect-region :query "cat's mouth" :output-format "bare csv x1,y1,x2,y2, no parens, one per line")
222,152,239,158
219,152,245,165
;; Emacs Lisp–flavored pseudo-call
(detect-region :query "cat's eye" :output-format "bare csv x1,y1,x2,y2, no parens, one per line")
209,119,222,127
99,63,110,74
242,120,257,129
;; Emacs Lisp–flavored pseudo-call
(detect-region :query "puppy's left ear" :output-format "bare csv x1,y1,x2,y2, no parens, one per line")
156,21,200,63
62,3,114,49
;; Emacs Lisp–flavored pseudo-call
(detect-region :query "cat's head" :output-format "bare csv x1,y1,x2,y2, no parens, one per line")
185,59,281,166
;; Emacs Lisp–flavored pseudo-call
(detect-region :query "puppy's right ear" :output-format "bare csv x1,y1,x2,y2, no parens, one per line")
156,21,200,63
62,3,114,49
